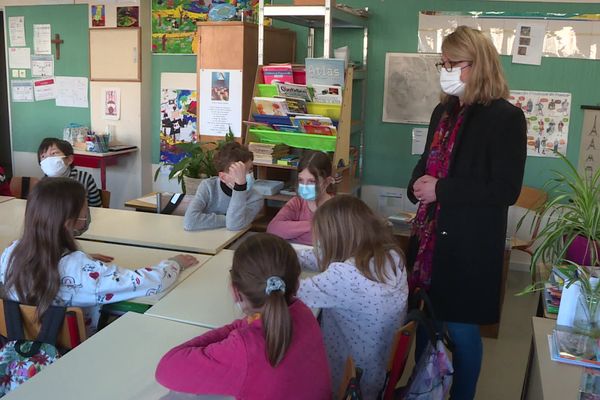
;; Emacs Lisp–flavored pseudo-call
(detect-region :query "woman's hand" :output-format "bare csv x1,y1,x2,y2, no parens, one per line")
89,253,114,263
169,254,199,270
413,175,438,205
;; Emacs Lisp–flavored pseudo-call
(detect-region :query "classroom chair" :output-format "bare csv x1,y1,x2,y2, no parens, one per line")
101,189,111,208
338,356,363,400
379,320,417,400
0,299,87,351
510,186,548,258
8,176,39,200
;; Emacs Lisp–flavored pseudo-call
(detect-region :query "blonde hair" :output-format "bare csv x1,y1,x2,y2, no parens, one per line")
441,26,509,105
312,195,403,283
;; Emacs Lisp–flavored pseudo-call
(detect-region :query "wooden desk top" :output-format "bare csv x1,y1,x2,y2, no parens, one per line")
0,199,25,240
124,192,158,212
81,207,248,255
0,196,14,204
530,317,582,400
146,250,318,329
3,313,218,400
77,240,212,305
74,147,138,158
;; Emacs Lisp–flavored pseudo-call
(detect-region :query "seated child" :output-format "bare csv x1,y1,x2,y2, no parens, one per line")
296,195,408,399
156,233,331,399
0,178,198,335
183,142,263,231
267,151,334,245
37,138,102,207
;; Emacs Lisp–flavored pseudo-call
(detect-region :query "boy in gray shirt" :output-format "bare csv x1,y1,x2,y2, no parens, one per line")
183,142,263,231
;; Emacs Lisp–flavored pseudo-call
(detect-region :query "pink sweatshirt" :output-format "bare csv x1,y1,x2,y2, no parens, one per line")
155,300,331,399
267,196,314,245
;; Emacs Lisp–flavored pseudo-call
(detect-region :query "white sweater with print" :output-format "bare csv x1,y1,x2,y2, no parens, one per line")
297,249,408,399
0,241,181,334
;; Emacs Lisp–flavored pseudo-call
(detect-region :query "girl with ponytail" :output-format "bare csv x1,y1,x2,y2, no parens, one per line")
156,233,331,399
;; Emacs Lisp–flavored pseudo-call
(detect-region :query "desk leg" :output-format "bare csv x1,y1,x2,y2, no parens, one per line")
100,158,107,190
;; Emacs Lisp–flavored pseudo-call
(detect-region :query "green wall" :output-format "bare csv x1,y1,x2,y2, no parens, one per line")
280,0,600,189
6,5,90,153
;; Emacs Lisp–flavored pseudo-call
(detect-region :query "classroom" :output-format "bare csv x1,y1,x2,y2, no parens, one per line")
0,0,600,399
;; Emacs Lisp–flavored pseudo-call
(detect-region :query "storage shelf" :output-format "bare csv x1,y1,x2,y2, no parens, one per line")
263,5,367,29
254,163,298,170
248,128,337,152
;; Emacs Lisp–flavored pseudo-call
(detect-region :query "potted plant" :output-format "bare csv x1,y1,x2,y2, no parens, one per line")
520,152,600,336
154,129,235,194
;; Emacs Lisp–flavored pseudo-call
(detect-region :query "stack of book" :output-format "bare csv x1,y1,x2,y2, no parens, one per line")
251,59,345,136
548,327,600,369
249,142,290,165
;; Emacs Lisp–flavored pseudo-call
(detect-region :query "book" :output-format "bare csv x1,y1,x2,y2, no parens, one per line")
277,155,299,166
305,58,345,88
243,120,275,130
311,84,343,104
276,83,313,101
262,64,294,84
253,97,289,116
273,124,302,133
276,96,308,114
292,115,337,136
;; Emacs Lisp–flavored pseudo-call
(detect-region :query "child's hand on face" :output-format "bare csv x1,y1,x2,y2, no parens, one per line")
229,161,248,186
169,254,199,270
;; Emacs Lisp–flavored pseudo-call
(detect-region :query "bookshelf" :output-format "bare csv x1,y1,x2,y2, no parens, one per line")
253,0,368,196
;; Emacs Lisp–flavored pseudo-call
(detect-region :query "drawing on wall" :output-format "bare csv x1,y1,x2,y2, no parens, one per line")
117,6,139,28
91,5,105,27
508,90,571,158
578,109,600,180
151,0,210,54
160,88,198,164
382,53,441,125
102,88,120,120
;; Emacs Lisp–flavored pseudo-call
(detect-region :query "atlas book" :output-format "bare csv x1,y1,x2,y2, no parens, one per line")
305,58,345,88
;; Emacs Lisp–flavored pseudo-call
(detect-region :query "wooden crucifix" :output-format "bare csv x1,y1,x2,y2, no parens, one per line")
51,33,64,60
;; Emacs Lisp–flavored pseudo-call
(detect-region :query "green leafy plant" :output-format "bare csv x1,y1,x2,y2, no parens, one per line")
154,128,235,193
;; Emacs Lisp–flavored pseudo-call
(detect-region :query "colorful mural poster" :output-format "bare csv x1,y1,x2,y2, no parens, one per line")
91,5,105,27
508,90,571,158
160,88,198,164
151,0,210,54
117,6,139,28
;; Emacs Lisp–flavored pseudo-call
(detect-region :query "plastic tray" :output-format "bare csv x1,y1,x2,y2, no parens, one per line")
248,128,337,152
307,103,342,120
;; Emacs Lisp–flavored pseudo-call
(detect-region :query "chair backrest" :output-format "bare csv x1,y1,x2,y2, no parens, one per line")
381,320,417,400
338,356,360,400
515,186,547,211
100,190,111,208
9,176,40,200
0,299,87,350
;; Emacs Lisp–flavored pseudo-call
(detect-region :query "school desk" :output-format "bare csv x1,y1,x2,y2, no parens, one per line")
145,250,319,329
0,196,14,204
3,312,232,400
522,317,581,400
80,206,249,254
77,240,212,305
73,147,138,191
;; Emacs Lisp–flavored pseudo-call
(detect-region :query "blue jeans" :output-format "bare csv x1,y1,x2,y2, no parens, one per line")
415,321,482,400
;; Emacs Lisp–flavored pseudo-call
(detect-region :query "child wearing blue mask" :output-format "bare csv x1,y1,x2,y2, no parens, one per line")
267,151,334,245
184,142,263,231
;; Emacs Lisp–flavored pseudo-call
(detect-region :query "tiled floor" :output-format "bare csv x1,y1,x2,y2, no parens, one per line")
475,270,538,400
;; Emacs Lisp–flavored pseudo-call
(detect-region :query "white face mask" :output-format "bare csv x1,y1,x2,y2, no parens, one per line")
40,156,69,177
440,68,466,97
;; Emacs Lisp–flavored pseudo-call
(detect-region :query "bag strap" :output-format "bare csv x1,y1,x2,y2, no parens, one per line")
21,177,30,200
160,193,184,215
405,309,455,353
36,306,66,346
3,300,26,341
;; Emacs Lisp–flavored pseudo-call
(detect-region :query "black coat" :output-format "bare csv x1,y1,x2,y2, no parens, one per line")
408,98,527,324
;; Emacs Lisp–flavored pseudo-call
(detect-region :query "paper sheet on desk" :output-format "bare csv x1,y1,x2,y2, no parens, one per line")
138,195,158,206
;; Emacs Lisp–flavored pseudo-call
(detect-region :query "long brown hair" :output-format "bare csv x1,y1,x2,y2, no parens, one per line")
4,178,85,318
441,25,509,106
312,195,403,282
297,150,334,194
231,233,301,367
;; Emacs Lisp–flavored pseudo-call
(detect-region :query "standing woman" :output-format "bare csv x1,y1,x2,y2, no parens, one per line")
407,26,526,399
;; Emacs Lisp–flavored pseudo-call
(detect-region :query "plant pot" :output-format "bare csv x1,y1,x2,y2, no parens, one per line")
182,176,204,195
566,235,600,266
573,291,600,338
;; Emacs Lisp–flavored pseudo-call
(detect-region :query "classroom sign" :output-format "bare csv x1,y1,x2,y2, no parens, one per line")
508,90,571,158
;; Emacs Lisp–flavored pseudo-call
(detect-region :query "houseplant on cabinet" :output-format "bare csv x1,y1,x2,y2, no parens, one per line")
154,129,235,194
521,153,600,336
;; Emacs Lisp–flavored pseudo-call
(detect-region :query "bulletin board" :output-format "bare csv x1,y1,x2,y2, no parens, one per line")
89,27,141,82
